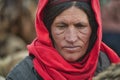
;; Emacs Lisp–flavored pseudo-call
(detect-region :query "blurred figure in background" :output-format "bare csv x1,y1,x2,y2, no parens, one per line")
5,0,36,44
0,0,37,77
101,0,120,56
0,0,26,58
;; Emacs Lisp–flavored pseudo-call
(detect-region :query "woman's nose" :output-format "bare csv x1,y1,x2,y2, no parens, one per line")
65,27,77,43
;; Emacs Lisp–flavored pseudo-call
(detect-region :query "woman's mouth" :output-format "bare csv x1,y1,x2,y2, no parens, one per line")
63,46,81,53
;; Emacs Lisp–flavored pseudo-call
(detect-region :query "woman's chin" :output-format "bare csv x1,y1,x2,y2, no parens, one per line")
64,56,79,63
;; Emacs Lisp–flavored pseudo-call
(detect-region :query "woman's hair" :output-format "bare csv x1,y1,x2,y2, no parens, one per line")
43,1,98,54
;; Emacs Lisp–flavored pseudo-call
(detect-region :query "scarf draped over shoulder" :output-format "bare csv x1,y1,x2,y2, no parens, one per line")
28,0,120,80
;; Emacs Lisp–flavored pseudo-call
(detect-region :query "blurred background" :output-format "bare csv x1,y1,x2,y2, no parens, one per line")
100,0,120,57
0,0,120,79
0,0,38,79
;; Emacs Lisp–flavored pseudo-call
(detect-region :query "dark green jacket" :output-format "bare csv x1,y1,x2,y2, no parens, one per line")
6,52,110,80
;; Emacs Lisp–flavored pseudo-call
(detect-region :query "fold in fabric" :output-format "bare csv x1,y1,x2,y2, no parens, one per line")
28,0,120,80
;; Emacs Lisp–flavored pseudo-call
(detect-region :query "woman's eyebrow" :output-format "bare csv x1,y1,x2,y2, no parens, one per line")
54,22,67,25
74,21,88,25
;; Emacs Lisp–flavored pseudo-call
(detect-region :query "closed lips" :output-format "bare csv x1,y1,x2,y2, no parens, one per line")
63,46,81,52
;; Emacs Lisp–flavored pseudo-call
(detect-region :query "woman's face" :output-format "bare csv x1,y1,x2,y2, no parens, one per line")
51,6,92,62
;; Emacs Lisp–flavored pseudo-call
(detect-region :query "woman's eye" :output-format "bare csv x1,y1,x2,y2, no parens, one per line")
75,23,86,29
56,24,67,29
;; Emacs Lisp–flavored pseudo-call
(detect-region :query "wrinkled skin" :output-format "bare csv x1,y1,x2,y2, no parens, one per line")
51,6,92,62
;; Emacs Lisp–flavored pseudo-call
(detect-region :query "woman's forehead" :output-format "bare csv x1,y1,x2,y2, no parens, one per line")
53,7,89,23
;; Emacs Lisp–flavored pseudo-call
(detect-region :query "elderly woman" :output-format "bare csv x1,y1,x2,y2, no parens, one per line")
6,0,120,80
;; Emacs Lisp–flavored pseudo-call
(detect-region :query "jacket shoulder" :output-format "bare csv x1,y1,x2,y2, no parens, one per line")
6,56,43,80
95,51,111,76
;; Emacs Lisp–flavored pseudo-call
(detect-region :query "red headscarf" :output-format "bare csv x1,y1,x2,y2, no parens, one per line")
28,0,120,80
